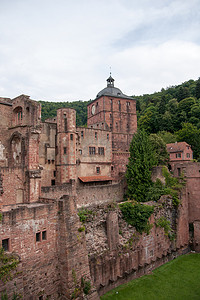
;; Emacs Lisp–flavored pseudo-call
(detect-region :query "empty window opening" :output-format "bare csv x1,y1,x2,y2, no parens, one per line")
95,132,97,139
150,250,154,257
53,170,56,177
64,118,67,132
189,223,194,238
96,167,100,174
39,296,43,300
89,147,96,155
64,147,67,154
111,166,114,171
48,160,51,164
36,232,41,242
177,168,181,176
107,134,109,140
42,231,47,240
51,179,55,186
70,134,73,141
2,239,9,252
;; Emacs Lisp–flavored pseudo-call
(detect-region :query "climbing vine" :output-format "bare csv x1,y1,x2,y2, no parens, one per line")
0,248,19,283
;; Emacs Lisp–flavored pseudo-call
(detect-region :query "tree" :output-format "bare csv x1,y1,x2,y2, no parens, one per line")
126,130,157,202
176,123,200,160
158,131,177,144
149,134,169,165
195,77,200,99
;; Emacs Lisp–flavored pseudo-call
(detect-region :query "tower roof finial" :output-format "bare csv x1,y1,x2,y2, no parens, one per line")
107,68,114,87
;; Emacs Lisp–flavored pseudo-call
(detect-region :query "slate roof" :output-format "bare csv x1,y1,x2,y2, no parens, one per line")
166,142,191,153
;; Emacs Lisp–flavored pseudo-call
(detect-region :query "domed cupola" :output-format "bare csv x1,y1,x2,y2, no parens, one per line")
106,74,115,87
96,74,131,99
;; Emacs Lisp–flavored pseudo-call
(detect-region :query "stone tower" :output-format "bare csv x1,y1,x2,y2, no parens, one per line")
87,75,137,178
56,108,76,184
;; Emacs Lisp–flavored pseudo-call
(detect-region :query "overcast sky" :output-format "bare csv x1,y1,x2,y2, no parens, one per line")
1,0,200,102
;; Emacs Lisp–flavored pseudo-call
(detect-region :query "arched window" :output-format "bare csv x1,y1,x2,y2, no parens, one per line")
13,106,23,125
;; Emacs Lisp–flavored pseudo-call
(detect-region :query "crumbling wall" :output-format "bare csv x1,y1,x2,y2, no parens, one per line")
80,198,189,295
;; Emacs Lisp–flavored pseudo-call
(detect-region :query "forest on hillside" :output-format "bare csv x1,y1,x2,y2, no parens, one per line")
39,77,200,159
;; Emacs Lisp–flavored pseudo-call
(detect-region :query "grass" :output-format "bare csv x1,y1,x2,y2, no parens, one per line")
101,253,200,300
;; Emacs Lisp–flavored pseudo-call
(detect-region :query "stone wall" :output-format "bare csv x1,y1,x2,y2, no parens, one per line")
76,181,125,208
0,202,59,299
80,199,190,295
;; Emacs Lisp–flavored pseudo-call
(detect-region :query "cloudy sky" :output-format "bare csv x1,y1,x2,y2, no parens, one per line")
1,0,200,102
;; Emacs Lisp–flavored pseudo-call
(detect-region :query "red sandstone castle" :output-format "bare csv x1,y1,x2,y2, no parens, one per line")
0,77,200,299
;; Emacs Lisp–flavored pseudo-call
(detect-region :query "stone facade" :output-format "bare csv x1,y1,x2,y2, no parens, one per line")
0,77,200,299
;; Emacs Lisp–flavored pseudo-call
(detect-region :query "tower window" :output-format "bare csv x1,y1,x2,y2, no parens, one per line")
96,167,100,174
70,134,73,141
64,147,67,154
95,132,97,139
89,147,96,155
98,147,104,155
64,118,67,132
107,134,109,140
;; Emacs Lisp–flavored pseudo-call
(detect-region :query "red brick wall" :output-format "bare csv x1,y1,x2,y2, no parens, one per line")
0,202,59,299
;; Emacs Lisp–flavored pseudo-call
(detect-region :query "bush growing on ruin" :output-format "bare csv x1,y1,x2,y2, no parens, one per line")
119,202,154,234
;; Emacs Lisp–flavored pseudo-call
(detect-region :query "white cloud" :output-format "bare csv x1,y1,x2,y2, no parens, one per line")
0,0,200,101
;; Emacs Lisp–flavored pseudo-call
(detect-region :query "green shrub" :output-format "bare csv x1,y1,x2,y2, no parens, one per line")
119,202,154,234
78,226,85,232
78,208,93,223
155,217,171,235
81,277,91,295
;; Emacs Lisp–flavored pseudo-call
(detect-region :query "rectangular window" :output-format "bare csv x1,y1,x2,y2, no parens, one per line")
107,134,109,140
64,118,67,132
79,149,82,155
36,232,41,242
64,147,67,154
2,239,9,252
176,153,181,158
177,168,181,176
42,231,47,240
89,147,96,155
53,170,56,177
96,167,100,174
95,132,97,139
51,179,55,186
81,131,84,138
186,153,190,158
98,147,104,155
70,134,73,141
